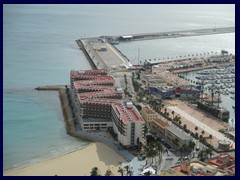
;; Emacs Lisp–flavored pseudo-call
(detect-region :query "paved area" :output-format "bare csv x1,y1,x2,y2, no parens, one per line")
168,105,235,149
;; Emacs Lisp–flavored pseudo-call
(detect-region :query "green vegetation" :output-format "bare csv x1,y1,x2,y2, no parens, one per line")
90,167,101,176
198,148,213,161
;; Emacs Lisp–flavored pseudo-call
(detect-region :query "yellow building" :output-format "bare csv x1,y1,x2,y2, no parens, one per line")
140,107,157,123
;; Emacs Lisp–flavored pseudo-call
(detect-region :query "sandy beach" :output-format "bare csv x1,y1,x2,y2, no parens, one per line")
4,142,126,176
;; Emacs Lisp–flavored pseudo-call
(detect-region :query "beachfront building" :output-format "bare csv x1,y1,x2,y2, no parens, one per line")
70,70,145,147
164,126,193,148
112,102,145,146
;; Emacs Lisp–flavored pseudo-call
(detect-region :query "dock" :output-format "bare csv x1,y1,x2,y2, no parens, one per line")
76,27,235,70
108,27,235,42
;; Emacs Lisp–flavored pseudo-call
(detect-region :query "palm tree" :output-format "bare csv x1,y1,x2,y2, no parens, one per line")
144,171,152,176
178,120,182,126
195,132,199,139
195,126,198,133
188,141,196,153
145,145,157,166
124,165,131,176
198,150,206,161
90,167,101,176
118,167,124,176
209,134,213,146
183,124,187,130
155,141,163,164
161,104,165,113
201,130,205,137
105,169,113,176
173,138,179,151
172,111,175,120
164,108,167,115
205,148,213,159
180,144,188,160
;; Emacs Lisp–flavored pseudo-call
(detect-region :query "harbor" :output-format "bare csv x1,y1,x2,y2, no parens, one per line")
76,27,235,70
4,4,235,176
32,27,235,167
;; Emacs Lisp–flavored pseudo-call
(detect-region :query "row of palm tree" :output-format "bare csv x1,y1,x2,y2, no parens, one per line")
140,52,219,63
118,165,133,176
197,148,213,161
144,141,164,168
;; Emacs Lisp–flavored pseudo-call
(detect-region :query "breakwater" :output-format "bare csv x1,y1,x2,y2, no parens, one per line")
75,40,97,70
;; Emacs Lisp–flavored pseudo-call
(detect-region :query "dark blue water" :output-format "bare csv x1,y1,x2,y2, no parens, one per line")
3,4,234,170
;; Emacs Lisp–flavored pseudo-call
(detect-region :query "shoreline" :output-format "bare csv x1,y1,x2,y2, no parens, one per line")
4,142,126,176
3,142,91,173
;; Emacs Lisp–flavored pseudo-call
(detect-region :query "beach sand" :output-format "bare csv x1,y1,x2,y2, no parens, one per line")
4,142,126,176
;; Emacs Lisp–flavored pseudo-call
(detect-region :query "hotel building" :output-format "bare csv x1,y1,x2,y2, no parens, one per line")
70,70,145,147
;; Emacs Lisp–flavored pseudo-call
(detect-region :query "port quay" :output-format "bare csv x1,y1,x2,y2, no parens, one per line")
36,27,235,164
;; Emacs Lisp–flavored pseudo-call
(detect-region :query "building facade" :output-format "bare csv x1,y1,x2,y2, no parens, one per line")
70,70,145,147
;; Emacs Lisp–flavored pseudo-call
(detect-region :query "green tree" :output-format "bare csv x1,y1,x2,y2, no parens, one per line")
90,167,101,176
124,165,133,176
144,171,152,176
118,167,124,176
155,141,164,164
179,120,182,126
172,111,175,119
205,148,213,159
209,134,213,146
173,138,179,151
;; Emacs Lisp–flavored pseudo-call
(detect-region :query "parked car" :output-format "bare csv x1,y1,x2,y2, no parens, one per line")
138,154,146,161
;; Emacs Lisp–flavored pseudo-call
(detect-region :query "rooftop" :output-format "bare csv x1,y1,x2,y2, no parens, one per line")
166,126,192,140
153,118,169,127
142,107,156,115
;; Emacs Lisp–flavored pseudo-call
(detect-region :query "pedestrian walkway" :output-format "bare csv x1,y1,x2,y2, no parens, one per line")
76,129,135,161
168,106,235,149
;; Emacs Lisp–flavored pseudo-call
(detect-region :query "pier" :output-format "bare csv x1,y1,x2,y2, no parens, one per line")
35,85,66,91
76,27,235,70
107,27,235,42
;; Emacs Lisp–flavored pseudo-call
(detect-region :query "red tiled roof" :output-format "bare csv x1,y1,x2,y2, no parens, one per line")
153,118,169,127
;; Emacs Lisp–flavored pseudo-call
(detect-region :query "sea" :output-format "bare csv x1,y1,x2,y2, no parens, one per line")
3,4,235,171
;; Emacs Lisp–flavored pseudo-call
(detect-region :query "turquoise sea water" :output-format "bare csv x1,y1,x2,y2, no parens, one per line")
3,4,235,170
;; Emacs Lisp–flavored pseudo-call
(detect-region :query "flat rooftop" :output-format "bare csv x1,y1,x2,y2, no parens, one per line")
166,126,192,140
153,118,169,127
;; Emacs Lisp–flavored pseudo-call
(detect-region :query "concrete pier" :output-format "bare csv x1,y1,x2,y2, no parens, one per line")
107,27,235,42
35,85,66,91
76,27,235,70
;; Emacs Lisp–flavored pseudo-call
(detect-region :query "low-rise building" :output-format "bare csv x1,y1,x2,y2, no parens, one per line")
140,107,157,122
165,126,192,148
149,118,169,138
207,154,235,170
171,161,227,176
